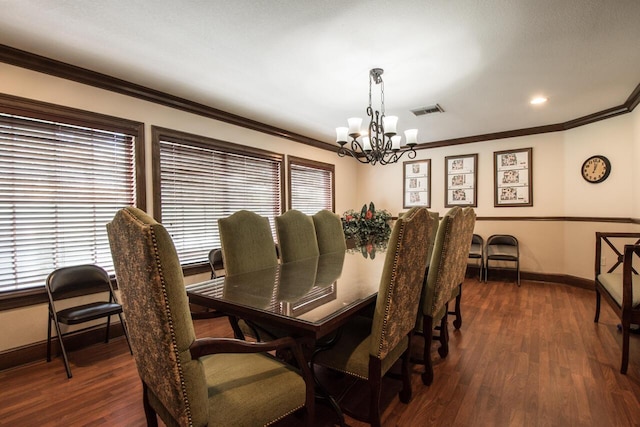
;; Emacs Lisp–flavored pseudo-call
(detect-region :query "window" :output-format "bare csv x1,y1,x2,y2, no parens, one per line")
0,95,144,295
152,127,283,269
288,156,335,214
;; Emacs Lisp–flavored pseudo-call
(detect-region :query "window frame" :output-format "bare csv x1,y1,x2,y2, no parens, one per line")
287,156,335,213
151,126,285,276
0,94,146,310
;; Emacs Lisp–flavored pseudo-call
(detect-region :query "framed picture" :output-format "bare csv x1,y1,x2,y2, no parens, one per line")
403,159,431,208
494,147,532,207
445,154,477,207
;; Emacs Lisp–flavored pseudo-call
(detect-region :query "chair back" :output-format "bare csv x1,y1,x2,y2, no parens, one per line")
218,210,279,276
312,209,347,254
422,207,476,318
425,211,440,270
46,264,112,299
486,234,518,259
369,207,434,359
469,234,484,261
207,248,224,278
107,207,208,426
276,209,320,263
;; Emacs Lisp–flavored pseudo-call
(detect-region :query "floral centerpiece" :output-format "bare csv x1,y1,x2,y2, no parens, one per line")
342,202,392,257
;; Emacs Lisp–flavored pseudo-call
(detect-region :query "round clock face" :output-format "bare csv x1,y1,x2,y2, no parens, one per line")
581,155,611,183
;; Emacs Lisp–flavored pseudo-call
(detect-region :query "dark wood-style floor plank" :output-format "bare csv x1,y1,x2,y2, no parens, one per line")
1,278,639,426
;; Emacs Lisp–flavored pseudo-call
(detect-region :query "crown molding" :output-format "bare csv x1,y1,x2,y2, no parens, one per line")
0,44,332,151
0,44,638,153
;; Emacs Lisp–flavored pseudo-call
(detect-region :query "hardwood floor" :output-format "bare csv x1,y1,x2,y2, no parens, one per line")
1,278,639,426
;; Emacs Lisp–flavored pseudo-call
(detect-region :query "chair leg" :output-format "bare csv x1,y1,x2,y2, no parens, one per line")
46,311,53,362
438,311,449,359
399,338,412,403
421,315,434,386
228,316,245,340
485,260,489,282
453,284,462,329
142,382,159,427
621,321,630,374
368,357,382,427
52,318,72,378
516,260,521,287
105,314,112,343
594,290,601,323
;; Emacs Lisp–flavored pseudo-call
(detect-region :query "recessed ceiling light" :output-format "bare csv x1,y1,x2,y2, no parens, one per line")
530,96,548,105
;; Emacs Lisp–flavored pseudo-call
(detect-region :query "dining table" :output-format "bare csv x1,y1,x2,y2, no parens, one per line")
186,243,387,355
187,242,389,425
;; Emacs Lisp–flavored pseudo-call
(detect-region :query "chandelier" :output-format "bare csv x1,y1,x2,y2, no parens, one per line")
336,68,418,165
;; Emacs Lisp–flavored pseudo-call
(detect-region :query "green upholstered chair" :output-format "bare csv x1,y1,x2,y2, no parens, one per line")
275,209,320,263
218,210,286,341
416,206,476,386
218,210,279,276
312,207,434,427
106,207,314,427
312,209,347,254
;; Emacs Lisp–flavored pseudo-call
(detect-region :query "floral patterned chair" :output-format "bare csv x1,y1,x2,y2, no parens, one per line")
415,206,476,385
107,207,314,426
312,206,434,427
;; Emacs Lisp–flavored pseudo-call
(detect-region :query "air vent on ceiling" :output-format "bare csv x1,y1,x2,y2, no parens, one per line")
411,104,444,116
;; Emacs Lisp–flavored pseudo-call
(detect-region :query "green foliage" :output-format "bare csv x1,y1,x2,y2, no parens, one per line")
341,202,391,246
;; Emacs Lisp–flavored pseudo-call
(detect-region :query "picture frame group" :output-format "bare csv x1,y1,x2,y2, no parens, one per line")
402,147,533,209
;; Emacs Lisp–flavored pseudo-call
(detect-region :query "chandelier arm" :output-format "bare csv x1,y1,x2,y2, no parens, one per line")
338,146,374,164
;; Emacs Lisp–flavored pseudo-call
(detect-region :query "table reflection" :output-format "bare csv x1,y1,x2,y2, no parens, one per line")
187,247,386,326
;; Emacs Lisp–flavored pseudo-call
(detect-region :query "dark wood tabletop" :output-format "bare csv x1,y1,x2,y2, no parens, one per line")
187,247,386,341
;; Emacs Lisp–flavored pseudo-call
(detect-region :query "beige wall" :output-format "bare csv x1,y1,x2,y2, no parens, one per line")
357,110,640,280
0,62,638,352
0,63,360,351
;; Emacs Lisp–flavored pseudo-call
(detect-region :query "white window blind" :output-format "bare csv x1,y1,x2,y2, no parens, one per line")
289,158,334,215
0,113,137,293
159,139,282,265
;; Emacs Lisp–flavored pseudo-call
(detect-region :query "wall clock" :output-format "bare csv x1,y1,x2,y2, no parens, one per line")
581,155,611,183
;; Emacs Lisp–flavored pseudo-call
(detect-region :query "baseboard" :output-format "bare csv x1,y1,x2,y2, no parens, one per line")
0,323,126,372
465,266,594,290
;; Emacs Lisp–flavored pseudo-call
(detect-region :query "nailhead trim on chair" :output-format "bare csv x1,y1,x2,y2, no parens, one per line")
148,216,193,426
376,211,407,359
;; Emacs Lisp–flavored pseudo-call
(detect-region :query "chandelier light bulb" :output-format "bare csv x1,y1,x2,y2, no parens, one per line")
362,136,372,152
382,116,398,136
404,129,418,146
391,135,401,150
348,117,362,137
336,127,349,144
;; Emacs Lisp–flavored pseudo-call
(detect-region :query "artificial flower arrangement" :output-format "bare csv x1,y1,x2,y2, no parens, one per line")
341,202,392,258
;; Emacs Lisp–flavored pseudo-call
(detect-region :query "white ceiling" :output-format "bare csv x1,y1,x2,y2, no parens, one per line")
1,0,639,146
